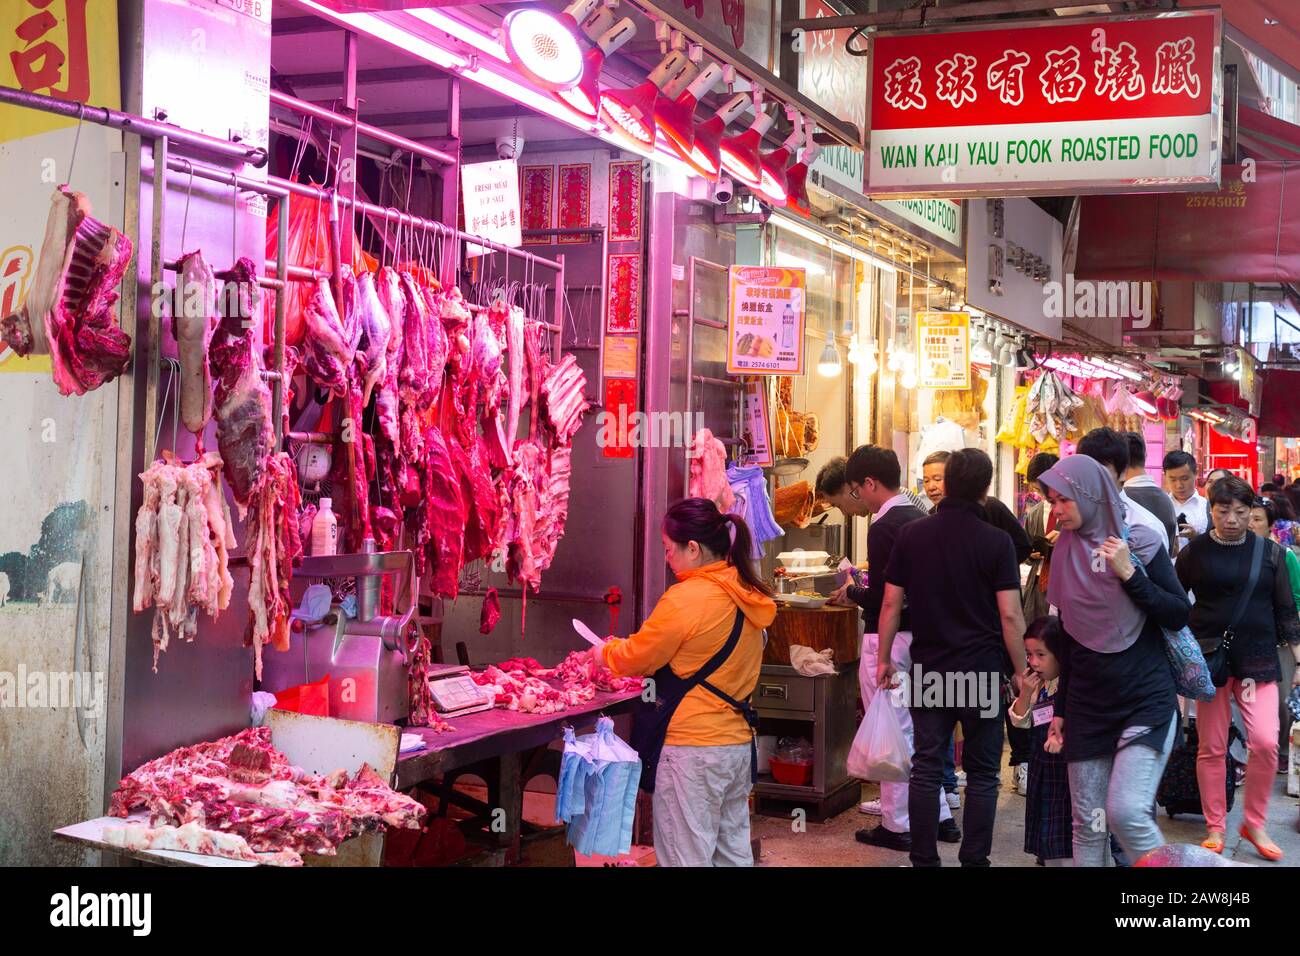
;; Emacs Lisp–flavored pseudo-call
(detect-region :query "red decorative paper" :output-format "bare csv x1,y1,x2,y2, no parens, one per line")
602,378,637,459
608,160,642,242
557,163,591,244
606,253,642,333
520,164,554,244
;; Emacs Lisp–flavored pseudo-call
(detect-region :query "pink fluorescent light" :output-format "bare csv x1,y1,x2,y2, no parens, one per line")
293,1,468,70
408,9,509,64
463,63,600,132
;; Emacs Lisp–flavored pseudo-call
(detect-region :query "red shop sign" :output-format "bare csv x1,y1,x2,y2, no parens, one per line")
866,9,1221,198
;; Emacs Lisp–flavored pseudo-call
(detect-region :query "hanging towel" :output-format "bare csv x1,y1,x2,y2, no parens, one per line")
727,463,783,558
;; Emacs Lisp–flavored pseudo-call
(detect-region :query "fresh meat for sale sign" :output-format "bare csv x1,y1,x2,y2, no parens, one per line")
867,9,1221,197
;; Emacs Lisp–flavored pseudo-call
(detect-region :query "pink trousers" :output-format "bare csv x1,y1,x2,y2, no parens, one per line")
1196,678,1279,832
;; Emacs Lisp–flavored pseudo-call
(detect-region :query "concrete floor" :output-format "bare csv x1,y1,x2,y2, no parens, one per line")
751,753,1300,867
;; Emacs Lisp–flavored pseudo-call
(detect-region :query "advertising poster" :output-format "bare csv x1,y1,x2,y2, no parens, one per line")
740,378,774,467
916,311,971,389
726,266,806,375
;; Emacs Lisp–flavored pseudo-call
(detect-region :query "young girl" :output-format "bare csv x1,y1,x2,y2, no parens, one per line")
1011,615,1071,866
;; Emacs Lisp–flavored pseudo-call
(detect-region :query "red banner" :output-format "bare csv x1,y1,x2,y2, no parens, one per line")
1076,163,1300,282
871,12,1216,132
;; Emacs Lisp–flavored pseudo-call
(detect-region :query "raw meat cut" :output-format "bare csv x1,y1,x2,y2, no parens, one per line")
354,270,391,407
210,259,274,513
524,319,544,440
133,452,235,671
375,266,404,366
538,353,589,444
244,452,303,680
397,272,431,405
172,250,218,435
417,427,464,597
533,444,572,573
301,274,352,394
103,820,303,867
480,587,500,634
688,427,736,512
469,653,641,715
109,726,425,865
0,186,133,396
453,436,503,565
504,305,525,454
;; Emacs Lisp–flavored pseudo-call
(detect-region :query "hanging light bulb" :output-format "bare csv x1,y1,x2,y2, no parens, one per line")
886,341,901,372
817,329,841,377
970,321,992,363
501,0,597,92
655,62,723,164
782,141,819,214
720,105,774,187
901,368,918,389
554,15,637,121
682,92,748,180
862,345,879,376
599,50,691,150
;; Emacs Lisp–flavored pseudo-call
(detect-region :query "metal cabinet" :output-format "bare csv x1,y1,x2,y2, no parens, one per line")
751,663,861,821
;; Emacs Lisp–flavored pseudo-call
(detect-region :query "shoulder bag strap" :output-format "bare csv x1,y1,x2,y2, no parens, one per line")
1225,533,1264,635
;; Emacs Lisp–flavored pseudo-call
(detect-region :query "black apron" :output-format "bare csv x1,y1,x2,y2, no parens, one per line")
630,608,760,793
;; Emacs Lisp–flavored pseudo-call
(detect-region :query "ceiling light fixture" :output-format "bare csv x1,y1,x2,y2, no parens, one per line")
555,15,637,120
656,62,722,164
720,105,774,187
686,92,749,180
752,114,805,207
817,329,841,377
599,50,691,150
501,0,596,92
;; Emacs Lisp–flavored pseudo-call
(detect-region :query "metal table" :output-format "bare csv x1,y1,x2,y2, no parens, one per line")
397,685,642,864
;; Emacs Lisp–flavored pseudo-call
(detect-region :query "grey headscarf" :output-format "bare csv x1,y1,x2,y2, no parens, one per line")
1040,454,1164,653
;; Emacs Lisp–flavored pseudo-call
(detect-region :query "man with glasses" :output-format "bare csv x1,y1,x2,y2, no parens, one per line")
827,445,960,852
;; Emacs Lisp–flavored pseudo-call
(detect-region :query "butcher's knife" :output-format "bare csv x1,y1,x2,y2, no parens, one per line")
572,619,606,648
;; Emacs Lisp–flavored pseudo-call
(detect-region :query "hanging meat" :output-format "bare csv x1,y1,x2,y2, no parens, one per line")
353,270,391,407
172,250,218,435
301,273,353,394
538,353,589,445
504,304,525,453
210,259,274,514
244,452,303,681
688,428,736,512
417,427,465,597
133,452,236,671
480,588,501,635
0,186,133,396
454,436,504,566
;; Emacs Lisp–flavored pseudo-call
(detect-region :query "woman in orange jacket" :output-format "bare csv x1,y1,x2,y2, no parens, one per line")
596,497,776,866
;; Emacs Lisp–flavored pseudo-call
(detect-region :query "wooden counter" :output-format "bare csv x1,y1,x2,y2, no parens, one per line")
765,604,861,666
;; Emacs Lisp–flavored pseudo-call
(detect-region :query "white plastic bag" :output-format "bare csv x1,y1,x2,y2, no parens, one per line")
847,687,911,782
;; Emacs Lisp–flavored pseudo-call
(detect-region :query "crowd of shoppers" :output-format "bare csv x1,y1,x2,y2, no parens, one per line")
822,429,1300,868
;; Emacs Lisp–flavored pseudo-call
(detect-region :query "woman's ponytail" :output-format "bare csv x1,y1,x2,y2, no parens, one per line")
664,498,772,596
722,513,770,596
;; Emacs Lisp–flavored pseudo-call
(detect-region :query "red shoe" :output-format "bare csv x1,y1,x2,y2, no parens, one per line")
1200,832,1224,854
1238,825,1283,862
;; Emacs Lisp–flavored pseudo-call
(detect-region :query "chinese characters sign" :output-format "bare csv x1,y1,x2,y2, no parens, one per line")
740,379,774,467
867,10,1221,196
461,159,522,255
799,0,866,193
726,267,806,376
915,312,970,389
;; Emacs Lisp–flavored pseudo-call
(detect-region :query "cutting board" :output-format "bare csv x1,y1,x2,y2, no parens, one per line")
764,605,860,666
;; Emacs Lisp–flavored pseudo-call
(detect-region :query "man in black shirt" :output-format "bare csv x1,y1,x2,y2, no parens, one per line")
828,445,959,851
878,449,1027,867
1122,431,1179,552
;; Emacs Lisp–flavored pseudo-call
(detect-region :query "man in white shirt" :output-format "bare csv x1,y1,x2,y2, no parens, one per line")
1077,429,1171,553
1163,449,1209,541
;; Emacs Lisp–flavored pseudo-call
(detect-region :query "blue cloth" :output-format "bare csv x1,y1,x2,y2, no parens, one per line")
555,718,642,857
727,463,782,558
942,737,958,792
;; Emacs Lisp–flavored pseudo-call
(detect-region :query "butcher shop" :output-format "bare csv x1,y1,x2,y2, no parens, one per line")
0,0,984,872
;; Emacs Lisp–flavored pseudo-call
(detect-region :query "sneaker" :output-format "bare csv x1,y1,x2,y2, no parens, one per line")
954,770,967,787
945,789,961,810
855,825,911,851
938,819,963,844
1015,763,1029,796
858,799,883,816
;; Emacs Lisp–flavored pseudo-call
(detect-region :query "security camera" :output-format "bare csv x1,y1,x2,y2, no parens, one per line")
495,134,524,161
711,176,733,205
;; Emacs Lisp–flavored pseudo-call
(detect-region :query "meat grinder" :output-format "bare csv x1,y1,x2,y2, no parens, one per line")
261,543,416,724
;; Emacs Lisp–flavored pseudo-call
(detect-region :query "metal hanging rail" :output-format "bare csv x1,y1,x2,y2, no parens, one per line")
269,89,456,168
0,84,268,167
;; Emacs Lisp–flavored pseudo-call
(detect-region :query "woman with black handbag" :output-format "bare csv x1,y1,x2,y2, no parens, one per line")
1175,475,1300,861
593,498,775,866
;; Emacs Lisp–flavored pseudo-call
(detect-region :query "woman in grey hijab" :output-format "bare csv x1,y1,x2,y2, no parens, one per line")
1037,454,1189,866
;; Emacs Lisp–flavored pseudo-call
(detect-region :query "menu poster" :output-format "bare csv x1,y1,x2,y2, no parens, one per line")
740,378,774,467
916,311,971,389
726,266,806,375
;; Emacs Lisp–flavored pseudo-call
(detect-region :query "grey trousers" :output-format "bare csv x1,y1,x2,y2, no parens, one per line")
1067,717,1177,867
652,743,754,867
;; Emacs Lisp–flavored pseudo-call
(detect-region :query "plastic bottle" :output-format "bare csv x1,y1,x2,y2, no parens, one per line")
311,497,338,556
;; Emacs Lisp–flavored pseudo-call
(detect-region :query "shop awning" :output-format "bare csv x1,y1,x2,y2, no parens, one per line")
1075,162,1300,282
1259,370,1300,437
1238,105,1300,161
1181,0,1300,80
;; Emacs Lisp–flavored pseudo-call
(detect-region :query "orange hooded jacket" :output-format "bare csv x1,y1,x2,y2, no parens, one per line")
600,560,776,747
